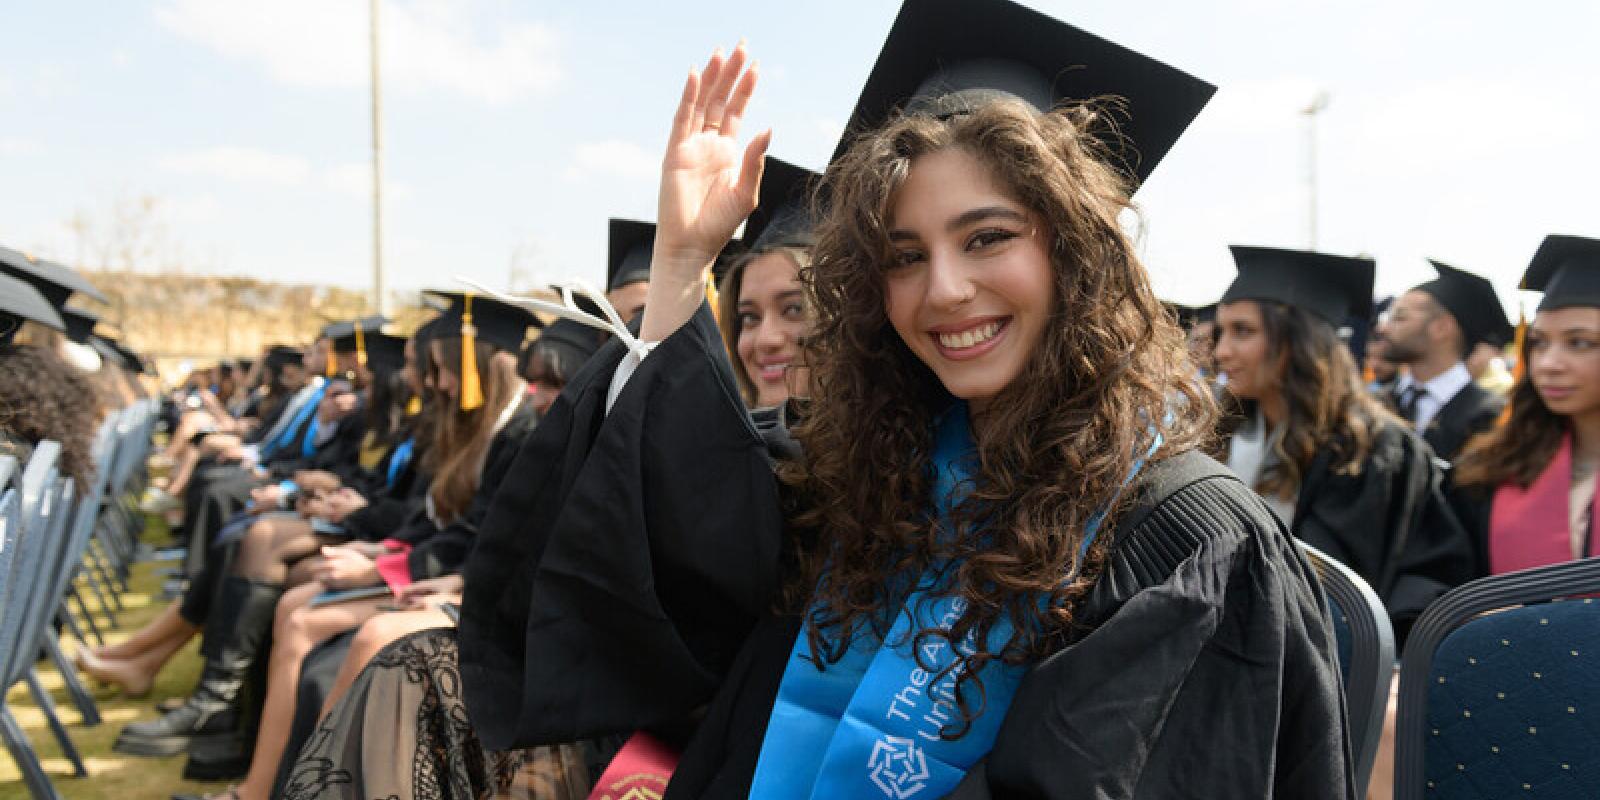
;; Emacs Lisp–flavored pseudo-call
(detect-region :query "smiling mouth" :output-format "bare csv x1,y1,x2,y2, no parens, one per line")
757,361,790,382
935,320,1004,350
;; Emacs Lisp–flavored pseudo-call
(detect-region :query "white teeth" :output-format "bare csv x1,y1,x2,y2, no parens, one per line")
938,321,1001,350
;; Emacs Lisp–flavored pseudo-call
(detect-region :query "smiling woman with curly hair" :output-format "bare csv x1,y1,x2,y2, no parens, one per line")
294,3,1353,799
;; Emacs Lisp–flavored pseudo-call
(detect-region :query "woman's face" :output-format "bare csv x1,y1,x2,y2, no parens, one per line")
736,251,811,407
430,340,458,401
883,148,1055,412
1214,300,1277,401
1528,307,1600,419
402,339,423,397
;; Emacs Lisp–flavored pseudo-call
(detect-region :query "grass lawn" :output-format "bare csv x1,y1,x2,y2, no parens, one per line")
0,539,229,800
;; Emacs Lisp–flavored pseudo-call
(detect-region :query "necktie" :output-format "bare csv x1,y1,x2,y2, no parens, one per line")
1398,384,1427,423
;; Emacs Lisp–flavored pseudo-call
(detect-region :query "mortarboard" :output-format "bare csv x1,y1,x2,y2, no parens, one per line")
1221,246,1375,328
0,245,108,306
529,318,602,365
743,157,822,253
608,219,656,292
830,0,1215,189
264,346,303,371
1165,302,1217,332
0,272,66,344
327,315,393,370
424,291,541,411
1523,235,1600,312
60,306,102,345
1415,260,1513,347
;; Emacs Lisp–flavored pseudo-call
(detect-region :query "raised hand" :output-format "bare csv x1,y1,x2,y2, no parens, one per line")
642,42,770,342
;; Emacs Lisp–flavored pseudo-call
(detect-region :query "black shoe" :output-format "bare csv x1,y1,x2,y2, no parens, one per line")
183,730,252,781
113,693,239,757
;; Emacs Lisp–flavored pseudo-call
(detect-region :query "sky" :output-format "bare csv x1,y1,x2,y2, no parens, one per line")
1,0,1596,318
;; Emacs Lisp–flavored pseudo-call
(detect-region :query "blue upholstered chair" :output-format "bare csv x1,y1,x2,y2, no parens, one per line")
1396,557,1600,799
1302,542,1395,794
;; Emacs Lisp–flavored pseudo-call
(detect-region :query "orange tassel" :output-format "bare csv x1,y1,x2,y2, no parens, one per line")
355,323,368,368
1497,305,1527,427
460,294,484,411
325,338,338,378
705,265,721,324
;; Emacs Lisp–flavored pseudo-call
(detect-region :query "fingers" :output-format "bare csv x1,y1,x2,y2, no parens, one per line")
737,129,773,203
720,60,758,141
703,43,747,136
687,48,724,134
670,69,700,145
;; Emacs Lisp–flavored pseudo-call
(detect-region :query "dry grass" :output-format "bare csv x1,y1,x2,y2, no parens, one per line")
0,535,230,799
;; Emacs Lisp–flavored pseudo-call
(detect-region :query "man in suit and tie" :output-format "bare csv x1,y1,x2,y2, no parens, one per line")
1381,260,1513,463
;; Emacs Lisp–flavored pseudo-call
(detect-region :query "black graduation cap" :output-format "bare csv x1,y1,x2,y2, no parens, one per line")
423,292,540,351
1416,260,1513,347
530,318,602,362
362,333,407,374
59,306,102,344
1523,235,1600,312
1221,246,1375,327
744,157,821,252
1165,302,1216,331
264,345,303,371
0,271,67,342
326,315,390,352
0,245,108,306
608,219,656,292
829,0,1215,188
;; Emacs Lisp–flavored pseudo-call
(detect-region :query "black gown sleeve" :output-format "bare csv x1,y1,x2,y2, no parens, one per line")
1291,420,1476,643
457,303,784,750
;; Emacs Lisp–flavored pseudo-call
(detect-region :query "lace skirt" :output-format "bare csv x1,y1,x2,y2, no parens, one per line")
282,628,620,800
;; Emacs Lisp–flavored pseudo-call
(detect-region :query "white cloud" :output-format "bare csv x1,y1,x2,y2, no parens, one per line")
155,0,561,105
160,146,314,186
563,139,658,182
0,137,40,156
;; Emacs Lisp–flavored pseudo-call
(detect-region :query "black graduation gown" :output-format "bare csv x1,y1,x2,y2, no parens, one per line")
1282,419,1478,644
1383,380,1504,464
458,304,1353,798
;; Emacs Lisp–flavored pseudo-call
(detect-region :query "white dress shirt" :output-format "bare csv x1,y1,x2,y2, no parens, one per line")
1395,361,1472,432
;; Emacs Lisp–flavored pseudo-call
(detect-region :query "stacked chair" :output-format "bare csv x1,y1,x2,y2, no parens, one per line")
0,398,160,799
1396,557,1600,799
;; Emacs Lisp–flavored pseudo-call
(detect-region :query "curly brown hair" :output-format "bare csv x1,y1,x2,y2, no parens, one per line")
784,97,1215,735
0,343,103,489
1222,300,1391,499
1454,336,1554,489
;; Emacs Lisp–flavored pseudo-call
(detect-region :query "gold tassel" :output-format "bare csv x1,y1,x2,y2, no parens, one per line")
704,264,721,324
405,395,422,416
355,323,368,368
460,294,485,411
325,337,338,378
1497,305,1528,427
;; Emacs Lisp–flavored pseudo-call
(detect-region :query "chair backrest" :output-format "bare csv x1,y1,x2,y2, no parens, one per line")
1302,542,1396,793
1396,557,1600,799
0,442,63,687
0,456,20,631
35,419,116,632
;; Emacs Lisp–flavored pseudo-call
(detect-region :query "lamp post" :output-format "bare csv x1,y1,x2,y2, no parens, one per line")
1302,91,1330,250
369,0,387,315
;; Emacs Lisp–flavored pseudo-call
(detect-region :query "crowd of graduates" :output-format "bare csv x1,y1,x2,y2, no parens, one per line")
4,0,1600,797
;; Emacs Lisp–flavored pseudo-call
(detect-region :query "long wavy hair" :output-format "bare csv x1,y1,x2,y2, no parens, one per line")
1222,300,1388,499
1455,335,1558,489
423,339,523,523
0,343,102,489
785,97,1215,735
717,245,813,405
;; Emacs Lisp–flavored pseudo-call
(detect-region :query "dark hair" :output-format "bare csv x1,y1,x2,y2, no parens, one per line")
787,97,1215,735
422,338,523,523
0,344,102,489
1455,334,1551,488
1222,300,1390,498
716,245,813,405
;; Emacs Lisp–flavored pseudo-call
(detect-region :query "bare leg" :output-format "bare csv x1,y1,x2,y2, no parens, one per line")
77,625,197,697
1365,670,1399,800
232,582,390,800
84,602,194,661
321,604,457,715
162,448,204,497
232,516,325,585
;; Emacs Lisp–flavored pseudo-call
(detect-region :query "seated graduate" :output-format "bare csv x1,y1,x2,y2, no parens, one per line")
79,320,421,701
446,5,1345,798
1212,246,1476,640
279,160,817,800
1378,260,1513,463
522,318,606,415
1452,235,1600,576
170,292,541,800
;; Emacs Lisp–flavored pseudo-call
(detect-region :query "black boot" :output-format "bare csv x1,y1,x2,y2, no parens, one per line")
114,577,283,758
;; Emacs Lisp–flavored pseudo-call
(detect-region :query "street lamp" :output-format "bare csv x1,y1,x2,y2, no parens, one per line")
1302,91,1330,250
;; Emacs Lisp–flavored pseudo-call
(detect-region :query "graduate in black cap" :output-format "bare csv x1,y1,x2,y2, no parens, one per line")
354,3,1355,798
1214,245,1474,639
607,219,656,324
714,155,820,408
0,270,66,344
1166,301,1219,380
1453,235,1600,577
520,318,602,415
1380,260,1513,462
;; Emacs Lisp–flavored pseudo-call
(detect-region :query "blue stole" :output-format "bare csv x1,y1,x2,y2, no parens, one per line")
385,438,416,489
300,417,321,458
260,383,325,460
749,405,1148,799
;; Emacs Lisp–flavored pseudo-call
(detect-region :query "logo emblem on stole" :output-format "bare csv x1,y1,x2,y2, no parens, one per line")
868,734,931,798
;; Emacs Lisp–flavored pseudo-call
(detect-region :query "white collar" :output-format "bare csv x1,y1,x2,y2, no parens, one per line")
1403,361,1471,405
